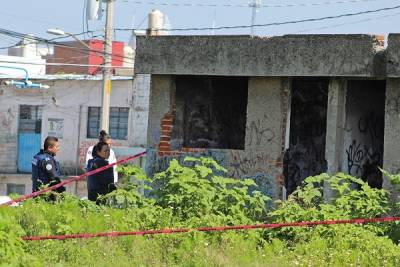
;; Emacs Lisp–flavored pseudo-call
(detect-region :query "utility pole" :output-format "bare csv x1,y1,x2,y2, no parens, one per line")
249,0,261,36
101,0,114,132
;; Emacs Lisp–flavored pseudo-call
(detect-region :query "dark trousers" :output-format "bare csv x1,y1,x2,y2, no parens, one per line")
88,184,116,204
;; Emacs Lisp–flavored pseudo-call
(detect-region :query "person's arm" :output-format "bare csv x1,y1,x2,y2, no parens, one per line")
109,149,118,183
41,159,59,180
41,159,66,192
109,149,117,164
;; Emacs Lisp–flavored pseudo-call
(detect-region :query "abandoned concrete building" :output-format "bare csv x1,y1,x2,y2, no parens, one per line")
135,34,400,199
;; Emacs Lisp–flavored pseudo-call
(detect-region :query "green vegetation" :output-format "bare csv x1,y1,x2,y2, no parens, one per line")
1,157,400,266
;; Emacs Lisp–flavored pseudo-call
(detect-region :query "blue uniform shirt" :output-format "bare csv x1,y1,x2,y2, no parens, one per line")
87,156,115,202
31,149,63,192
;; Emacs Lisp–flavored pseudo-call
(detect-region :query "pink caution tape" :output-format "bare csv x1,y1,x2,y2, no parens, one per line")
22,216,400,241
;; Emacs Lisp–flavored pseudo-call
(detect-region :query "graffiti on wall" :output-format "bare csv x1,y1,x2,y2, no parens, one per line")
228,150,279,197
145,148,228,177
0,109,16,144
346,111,383,188
246,115,276,147
228,151,275,177
145,148,279,198
0,108,15,131
387,97,400,115
283,144,327,194
285,80,328,195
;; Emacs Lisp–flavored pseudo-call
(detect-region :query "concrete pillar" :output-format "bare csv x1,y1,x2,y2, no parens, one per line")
383,78,400,194
146,75,174,148
324,78,347,199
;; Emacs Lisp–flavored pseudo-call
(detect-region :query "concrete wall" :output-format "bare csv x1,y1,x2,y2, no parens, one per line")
0,75,150,175
0,174,87,198
136,35,385,77
387,34,400,77
383,78,400,190
146,75,287,198
0,104,18,173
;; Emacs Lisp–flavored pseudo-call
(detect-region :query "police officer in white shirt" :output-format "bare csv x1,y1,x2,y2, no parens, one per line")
85,130,118,183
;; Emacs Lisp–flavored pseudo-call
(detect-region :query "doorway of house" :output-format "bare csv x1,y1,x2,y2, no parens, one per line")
17,105,42,173
342,80,386,188
284,79,329,195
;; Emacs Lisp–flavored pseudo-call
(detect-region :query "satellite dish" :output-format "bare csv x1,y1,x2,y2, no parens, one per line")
86,0,102,21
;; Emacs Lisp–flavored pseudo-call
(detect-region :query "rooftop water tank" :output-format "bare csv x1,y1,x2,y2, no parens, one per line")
147,9,164,36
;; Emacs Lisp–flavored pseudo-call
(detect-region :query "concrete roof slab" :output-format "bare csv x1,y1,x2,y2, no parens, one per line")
135,34,385,77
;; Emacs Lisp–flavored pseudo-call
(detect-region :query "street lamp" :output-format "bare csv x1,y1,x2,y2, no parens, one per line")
47,28,92,50
46,22,114,133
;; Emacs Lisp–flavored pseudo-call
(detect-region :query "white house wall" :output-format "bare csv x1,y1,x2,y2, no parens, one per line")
0,75,149,175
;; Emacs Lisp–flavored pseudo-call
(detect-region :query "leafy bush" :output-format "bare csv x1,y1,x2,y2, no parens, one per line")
100,164,154,209
268,173,389,241
2,158,400,266
152,157,270,223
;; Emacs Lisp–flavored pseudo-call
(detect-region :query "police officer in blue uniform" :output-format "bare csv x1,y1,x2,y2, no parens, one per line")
87,141,116,204
31,136,66,193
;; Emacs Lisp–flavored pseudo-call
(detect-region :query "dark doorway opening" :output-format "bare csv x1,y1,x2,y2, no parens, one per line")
284,79,329,195
343,80,386,189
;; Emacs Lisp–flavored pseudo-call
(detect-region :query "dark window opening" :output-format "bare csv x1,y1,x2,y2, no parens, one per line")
87,107,101,138
284,79,329,195
343,80,385,189
87,107,129,140
175,75,248,149
109,107,129,140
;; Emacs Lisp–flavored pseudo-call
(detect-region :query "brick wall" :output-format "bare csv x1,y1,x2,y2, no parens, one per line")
158,105,206,157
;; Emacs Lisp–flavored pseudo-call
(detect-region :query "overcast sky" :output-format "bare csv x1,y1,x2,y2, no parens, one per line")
0,0,399,49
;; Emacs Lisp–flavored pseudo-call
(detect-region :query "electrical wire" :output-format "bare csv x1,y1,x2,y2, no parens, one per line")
0,59,133,69
1,4,399,64
0,29,101,50
115,4,400,31
121,0,385,8
0,29,134,65
295,10,400,33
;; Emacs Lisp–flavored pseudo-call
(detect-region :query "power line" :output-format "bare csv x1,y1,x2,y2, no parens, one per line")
115,4,400,31
122,0,384,8
0,41,133,66
0,30,100,50
0,28,134,65
0,59,133,69
295,10,400,33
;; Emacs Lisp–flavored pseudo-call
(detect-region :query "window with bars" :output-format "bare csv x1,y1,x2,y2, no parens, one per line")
87,107,129,140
